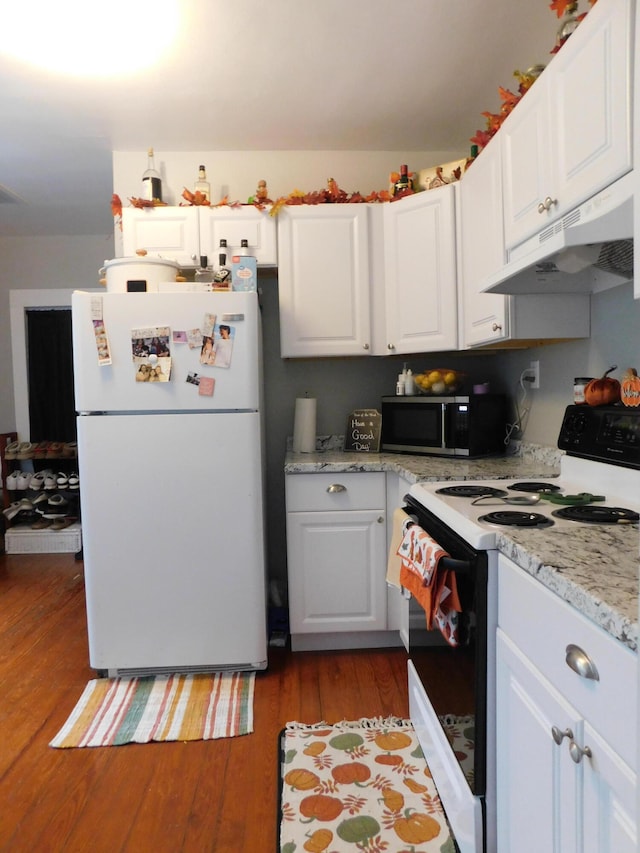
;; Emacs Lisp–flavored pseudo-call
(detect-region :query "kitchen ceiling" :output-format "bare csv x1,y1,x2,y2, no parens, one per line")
0,0,558,238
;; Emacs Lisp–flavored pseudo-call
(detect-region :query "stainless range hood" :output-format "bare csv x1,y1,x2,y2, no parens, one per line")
482,171,634,295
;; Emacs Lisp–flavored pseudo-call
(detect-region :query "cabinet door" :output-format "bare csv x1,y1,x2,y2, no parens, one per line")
278,206,372,357
199,207,277,266
383,186,458,353
582,722,637,853
496,629,580,853
121,207,200,267
459,140,509,347
550,0,632,218
286,509,387,634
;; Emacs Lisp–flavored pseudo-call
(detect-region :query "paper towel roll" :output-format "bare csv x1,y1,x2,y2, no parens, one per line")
293,397,317,453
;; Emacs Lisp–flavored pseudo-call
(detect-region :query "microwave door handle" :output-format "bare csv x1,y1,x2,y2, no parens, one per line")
441,402,447,448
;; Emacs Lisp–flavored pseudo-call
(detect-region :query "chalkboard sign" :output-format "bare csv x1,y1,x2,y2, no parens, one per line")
344,409,382,453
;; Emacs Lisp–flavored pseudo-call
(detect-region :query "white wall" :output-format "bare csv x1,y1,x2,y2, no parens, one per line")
0,235,113,434
498,282,640,446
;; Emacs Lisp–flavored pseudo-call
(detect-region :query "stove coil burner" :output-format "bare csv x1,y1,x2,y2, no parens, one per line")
479,510,555,528
436,485,508,499
508,481,561,494
552,505,640,524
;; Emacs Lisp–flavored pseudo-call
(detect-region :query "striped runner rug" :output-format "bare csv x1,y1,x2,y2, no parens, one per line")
49,672,255,748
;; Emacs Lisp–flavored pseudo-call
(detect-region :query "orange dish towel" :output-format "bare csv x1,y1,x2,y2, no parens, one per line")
397,524,462,647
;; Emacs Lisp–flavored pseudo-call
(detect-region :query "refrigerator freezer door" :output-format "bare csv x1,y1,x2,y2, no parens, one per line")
72,290,261,413
78,411,267,673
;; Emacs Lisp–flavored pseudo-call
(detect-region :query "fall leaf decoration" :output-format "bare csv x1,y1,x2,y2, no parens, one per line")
471,0,598,151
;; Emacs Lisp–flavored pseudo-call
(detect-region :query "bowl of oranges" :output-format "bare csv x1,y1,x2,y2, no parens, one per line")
414,368,463,395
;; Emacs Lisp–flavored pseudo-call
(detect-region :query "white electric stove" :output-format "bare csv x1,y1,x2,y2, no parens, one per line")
401,403,640,853
409,452,640,551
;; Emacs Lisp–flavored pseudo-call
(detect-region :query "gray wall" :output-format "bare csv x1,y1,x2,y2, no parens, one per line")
2,236,639,591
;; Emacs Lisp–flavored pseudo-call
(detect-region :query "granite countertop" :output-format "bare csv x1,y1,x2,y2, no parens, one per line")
285,438,639,651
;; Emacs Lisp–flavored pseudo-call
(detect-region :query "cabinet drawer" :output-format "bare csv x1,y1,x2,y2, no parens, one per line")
498,555,636,767
286,472,385,512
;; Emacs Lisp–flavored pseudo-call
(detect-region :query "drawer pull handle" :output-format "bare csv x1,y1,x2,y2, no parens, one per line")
569,741,592,764
565,644,599,681
327,484,347,493
551,726,573,746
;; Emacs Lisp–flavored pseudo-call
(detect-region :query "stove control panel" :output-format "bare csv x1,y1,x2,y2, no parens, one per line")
558,405,640,468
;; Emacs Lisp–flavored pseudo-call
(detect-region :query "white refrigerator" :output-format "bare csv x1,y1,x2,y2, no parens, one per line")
72,289,267,677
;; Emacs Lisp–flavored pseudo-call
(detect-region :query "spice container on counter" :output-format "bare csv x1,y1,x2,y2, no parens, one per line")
573,377,593,405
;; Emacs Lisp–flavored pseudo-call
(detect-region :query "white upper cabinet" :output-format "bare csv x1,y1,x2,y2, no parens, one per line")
502,0,632,251
459,137,591,348
278,191,461,359
199,206,277,266
277,205,372,358
120,205,277,268
121,206,200,267
382,186,458,354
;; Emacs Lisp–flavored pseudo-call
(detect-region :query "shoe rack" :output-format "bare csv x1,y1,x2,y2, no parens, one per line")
2,436,81,550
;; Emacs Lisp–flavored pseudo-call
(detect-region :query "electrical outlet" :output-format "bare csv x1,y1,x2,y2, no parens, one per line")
529,360,540,389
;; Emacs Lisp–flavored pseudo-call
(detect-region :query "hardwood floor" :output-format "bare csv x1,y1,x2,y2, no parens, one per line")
0,553,410,852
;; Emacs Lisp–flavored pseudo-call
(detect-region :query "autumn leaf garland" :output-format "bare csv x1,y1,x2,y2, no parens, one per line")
470,0,598,152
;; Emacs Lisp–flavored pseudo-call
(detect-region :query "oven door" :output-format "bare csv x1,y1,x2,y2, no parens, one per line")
402,495,496,853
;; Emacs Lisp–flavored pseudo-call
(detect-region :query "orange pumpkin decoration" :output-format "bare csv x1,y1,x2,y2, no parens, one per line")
375,754,403,766
300,794,344,822
284,768,320,791
303,828,333,853
304,741,327,757
621,368,640,407
394,810,441,844
584,366,621,407
374,731,412,751
331,762,371,785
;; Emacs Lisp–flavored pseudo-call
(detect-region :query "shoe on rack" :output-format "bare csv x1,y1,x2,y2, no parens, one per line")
41,494,69,518
56,472,69,489
17,471,33,490
29,470,52,491
32,492,49,507
32,441,50,459
4,440,20,460
3,498,34,522
31,517,53,529
51,516,77,531
62,442,78,458
44,472,58,490
67,473,80,490
16,442,35,460
6,470,20,490
46,442,64,458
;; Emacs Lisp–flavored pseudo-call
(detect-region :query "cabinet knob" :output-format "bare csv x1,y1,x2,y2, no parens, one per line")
565,644,599,681
491,323,503,332
387,343,395,351
363,343,370,350
551,726,573,746
569,741,592,764
326,484,347,493
537,196,558,213
377,516,384,524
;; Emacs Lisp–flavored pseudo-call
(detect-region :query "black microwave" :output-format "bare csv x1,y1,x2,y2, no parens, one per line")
381,394,508,457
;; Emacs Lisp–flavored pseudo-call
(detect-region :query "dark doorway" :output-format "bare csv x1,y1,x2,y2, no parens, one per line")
26,308,76,442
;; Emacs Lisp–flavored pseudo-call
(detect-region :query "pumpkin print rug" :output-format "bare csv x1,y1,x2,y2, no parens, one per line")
278,717,460,852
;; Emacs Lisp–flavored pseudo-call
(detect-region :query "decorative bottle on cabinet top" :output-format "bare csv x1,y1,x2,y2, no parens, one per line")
194,165,210,202
141,148,162,203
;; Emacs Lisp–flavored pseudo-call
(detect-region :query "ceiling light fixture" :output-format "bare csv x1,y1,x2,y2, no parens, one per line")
0,0,180,77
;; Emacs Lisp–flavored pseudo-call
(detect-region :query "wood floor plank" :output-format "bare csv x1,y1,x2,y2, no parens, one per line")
0,553,412,853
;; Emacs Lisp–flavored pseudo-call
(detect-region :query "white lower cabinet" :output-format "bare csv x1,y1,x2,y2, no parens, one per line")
285,472,402,651
496,555,637,853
